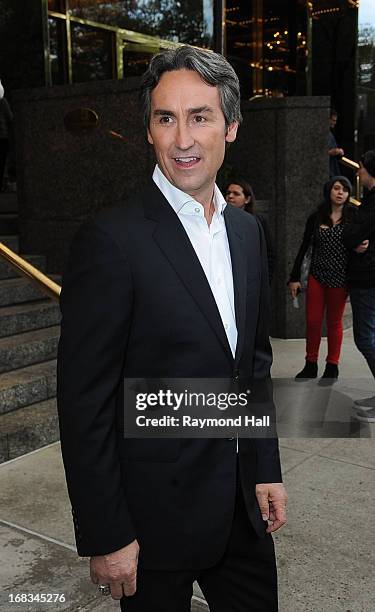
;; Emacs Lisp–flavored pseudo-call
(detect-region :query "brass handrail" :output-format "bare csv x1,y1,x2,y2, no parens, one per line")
0,242,61,302
340,156,360,171
339,156,360,201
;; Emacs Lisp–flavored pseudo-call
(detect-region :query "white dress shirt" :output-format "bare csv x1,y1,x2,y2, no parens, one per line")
153,165,237,358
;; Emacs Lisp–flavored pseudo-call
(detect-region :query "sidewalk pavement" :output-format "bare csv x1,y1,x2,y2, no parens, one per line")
0,328,374,612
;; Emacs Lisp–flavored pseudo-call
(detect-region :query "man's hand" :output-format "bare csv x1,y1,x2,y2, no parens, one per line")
354,239,369,254
288,281,301,299
90,539,139,600
256,483,287,534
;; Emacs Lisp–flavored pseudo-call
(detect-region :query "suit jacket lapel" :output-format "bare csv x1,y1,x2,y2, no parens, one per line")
224,206,248,366
143,182,234,362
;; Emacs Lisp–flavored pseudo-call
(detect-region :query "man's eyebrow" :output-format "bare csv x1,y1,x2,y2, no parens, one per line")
188,106,214,114
152,106,214,116
152,109,176,116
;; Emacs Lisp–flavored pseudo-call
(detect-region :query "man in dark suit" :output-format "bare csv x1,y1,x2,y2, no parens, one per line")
57,46,287,611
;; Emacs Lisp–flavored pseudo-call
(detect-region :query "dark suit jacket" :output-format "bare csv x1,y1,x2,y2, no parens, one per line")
57,180,282,570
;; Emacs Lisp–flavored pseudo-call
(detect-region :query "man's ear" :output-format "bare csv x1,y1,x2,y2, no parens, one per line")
225,121,239,144
147,128,154,145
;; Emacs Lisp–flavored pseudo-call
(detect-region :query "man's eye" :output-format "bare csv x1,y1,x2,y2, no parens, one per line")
159,116,173,124
194,115,206,123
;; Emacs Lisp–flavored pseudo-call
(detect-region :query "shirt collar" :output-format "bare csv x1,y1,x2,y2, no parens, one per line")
152,164,227,216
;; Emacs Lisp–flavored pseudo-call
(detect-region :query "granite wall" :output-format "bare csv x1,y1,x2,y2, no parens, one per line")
226,96,330,338
13,78,155,274
13,83,330,338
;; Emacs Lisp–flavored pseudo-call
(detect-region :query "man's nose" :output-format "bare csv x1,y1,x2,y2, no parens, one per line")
175,122,194,149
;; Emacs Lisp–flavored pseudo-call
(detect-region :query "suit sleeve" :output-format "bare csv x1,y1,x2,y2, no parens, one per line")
57,219,136,557
252,218,282,484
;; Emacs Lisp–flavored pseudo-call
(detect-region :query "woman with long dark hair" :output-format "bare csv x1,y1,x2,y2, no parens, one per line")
225,178,274,283
288,176,353,380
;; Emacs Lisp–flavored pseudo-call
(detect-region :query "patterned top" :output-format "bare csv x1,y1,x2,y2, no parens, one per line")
310,223,348,288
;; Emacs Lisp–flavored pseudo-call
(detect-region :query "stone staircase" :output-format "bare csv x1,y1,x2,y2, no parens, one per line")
0,193,61,463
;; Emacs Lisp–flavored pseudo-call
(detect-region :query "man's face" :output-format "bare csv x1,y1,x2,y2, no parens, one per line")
147,69,238,203
330,114,337,128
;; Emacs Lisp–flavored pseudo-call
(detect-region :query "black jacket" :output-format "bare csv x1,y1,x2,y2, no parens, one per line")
257,214,275,284
57,181,282,569
342,187,375,287
289,213,317,283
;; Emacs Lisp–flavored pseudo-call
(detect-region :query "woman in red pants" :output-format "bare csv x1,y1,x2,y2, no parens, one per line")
288,176,353,380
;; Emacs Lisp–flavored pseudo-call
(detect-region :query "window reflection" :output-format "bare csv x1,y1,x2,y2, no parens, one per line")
123,44,154,78
358,0,375,151
263,0,307,96
225,0,307,99
71,23,112,82
67,0,213,48
225,1,254,100
48,0,62,11
48,17,65,85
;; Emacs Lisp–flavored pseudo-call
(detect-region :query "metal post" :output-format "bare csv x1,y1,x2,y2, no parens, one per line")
252,0,263,95
213,0,225,55
41,0,52,86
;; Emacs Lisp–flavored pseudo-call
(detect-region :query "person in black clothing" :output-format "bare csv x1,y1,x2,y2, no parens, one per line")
288,176,353,380
342,150,375,422
225,179,274,284
0,96,13,191
328,110,344,178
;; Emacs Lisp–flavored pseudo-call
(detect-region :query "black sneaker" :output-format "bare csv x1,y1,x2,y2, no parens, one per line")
295,361,318,380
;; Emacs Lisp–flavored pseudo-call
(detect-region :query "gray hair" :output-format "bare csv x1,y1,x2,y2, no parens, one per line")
140,46,242,128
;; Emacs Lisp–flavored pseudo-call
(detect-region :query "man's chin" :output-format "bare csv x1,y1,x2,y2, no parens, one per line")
169,175,202,195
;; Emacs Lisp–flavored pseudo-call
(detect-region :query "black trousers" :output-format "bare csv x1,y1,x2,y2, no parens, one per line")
120,482,278,612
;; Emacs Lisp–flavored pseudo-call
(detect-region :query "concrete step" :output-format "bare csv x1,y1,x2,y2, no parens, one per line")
0,398,59,463
0,234,19,252
0,325,60,374
0,193,17,213
0,213,18,234
0,300,60,338
0,275,61,307
0,253,46,279
0,359,56,415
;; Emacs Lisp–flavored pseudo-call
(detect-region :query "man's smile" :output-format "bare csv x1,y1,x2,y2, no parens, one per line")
173,156,201,168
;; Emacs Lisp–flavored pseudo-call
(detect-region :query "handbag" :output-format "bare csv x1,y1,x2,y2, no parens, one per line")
300,242,313,291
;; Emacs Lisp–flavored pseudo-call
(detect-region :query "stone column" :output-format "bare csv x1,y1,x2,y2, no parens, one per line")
225,96,330,338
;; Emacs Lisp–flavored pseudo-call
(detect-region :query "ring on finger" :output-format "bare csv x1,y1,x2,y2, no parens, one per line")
98,584,111,596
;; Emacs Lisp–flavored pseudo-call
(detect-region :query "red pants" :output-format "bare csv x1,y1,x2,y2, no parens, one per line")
305,275,348,365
